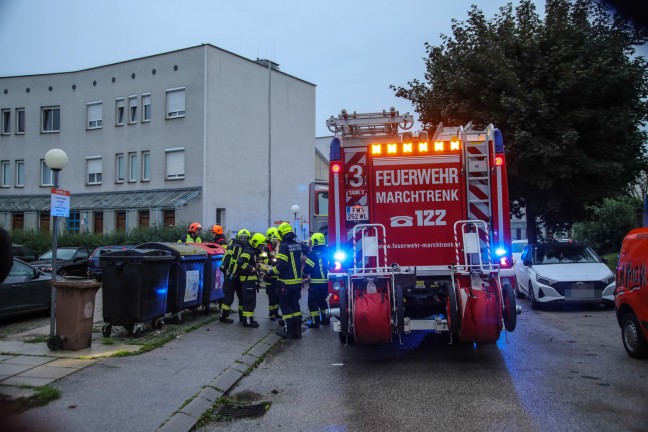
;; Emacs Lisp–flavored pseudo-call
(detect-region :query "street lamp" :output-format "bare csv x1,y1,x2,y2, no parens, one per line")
45,148,68,341
291,204,300,239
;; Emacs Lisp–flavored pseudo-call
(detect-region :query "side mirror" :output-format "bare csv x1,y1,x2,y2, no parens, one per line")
601,257,608,264
523,259,531,267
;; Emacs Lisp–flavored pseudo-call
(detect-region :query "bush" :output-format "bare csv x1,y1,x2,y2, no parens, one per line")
8,224,190,255
572,196,642,254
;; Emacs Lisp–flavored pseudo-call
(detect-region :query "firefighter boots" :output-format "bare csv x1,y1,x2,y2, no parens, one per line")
219,310,234,324
307,314,321,329
276,319,294,339
242,317,259,328
293,317,303,339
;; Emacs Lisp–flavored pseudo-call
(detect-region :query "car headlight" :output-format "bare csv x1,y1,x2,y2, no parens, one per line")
603,274,615,285
536,274,556,286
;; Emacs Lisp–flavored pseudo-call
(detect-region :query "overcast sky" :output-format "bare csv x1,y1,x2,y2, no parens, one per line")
0,0,564,137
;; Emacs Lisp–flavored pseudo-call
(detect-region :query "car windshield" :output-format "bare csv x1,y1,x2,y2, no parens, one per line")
39,249,77,260
534,245,600,264
512,241,527,253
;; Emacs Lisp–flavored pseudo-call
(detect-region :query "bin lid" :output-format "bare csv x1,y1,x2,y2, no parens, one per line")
137,242,208,257
51,279,102,289
192,242,226,256
100,248,173,261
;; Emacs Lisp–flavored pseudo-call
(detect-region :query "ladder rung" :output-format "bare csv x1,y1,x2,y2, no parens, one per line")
469,199,490,203
468,176,488,180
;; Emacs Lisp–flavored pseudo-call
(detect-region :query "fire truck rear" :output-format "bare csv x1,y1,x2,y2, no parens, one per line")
326,108,518,345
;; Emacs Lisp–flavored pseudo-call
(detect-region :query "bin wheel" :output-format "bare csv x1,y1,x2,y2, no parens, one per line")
102,323,112,338
152,317,164,330
174,312,184,324
47,336,63,351
124,324,135,335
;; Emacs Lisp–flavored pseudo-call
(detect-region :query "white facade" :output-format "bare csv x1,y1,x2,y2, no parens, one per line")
0,44,315,235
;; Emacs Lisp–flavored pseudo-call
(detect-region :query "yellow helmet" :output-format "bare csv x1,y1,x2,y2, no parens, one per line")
250,233,267,249
277,222,293,239
266,227,279,240
311,232,326,247
237,228,251,239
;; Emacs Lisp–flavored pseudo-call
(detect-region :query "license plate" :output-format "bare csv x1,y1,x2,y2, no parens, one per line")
566,284,600,300
346,206,368,221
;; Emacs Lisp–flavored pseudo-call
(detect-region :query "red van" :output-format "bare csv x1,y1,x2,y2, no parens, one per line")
615,228,648,359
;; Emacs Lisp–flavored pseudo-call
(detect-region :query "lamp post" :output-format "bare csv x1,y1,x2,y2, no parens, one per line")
291,204,300,239
45,149,68,339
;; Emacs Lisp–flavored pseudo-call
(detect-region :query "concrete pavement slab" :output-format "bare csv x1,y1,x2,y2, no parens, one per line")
209,368,245,392
18,365,80,379
0,385,36,399
239,353,258,366
180,395,213,419
0,363,36,376
46,358,96,369
248,342,271,358
158,412,197,432
2,355,53,366
2,376,56,387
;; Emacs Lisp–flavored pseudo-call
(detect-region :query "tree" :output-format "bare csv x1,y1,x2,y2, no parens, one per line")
571,195,642,253
393,0,648,242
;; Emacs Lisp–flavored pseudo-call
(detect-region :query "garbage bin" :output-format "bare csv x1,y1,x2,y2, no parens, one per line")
47,279,102,351
99,249,173,337
137,242,207,323
193,242,226,314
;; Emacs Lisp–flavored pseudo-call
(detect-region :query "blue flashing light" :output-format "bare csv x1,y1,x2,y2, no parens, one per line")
333,250,347,262
495,247,507,257
494,129,505,153
330,137,341,161
156,287,168,295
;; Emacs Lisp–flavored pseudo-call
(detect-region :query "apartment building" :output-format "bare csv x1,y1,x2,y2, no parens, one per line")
0,44,315,235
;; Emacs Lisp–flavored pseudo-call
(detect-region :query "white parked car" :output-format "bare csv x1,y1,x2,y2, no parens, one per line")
514,242,615,308
511,240,528,265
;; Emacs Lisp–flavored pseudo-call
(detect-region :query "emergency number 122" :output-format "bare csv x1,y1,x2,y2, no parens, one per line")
415,209,447,226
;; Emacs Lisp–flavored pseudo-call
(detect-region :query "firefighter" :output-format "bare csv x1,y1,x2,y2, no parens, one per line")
237,232,267,328
264,227,282,321
218,228,250,323
178,222,203,243
271,222,304,339
210,224,227,247
303,232,330,328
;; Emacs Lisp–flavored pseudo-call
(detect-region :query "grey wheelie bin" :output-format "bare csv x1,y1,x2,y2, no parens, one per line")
99,249,173,337
137,242,207,323
193,242,226,314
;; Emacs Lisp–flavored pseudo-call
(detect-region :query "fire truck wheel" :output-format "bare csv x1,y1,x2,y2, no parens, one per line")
339,287,350,343
502,282,517,332
446,284,458,335
338,331,355,345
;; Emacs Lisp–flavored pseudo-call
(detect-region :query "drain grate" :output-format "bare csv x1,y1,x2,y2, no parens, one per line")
216,403,269,419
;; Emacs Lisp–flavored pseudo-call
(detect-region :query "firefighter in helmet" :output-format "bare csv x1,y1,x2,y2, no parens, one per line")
219,228,250,323
236,233,267,328
303,232,330,328
210,224,227,247
264,227,282,321
270,222,304,339
178,222,203,243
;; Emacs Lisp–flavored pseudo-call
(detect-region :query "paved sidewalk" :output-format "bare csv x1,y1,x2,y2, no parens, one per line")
0,288,286,432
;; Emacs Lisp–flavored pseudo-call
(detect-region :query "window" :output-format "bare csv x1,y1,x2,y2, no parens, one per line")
128,152,137,182
12,213,24,230
115,210,126,231
15,160,24,187
68,211,80,232
40,160,54,186
216,208,226,227
138,210,150,227
165,148,184,180
115,153,124,183
142,93,151,122
40,211,50,232
142,151,150,181
1,109,10,135
128,96,138,123
87,101,103,129
41,106,61,132
115,98,125,126
1,161,10,187
87,157,102,184
16,108,25,134
163,209,175,226
166,88,185,119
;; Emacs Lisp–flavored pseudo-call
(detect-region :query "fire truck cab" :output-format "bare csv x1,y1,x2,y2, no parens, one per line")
326,108,518,345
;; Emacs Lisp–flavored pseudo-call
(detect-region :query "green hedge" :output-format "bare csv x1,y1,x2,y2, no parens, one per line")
8,224,189,255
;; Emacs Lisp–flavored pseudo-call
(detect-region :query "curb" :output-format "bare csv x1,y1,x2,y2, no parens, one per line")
157,332,282,432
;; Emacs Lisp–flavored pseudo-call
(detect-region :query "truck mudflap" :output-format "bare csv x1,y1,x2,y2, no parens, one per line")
458,276,503,344
352,280,392,344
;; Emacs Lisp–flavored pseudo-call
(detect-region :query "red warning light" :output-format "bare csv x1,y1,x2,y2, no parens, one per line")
494,156,504,166
332,293,340,302
332,163,341,173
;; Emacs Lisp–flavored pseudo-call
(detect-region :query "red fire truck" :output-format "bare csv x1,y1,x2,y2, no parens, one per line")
325,108,518,345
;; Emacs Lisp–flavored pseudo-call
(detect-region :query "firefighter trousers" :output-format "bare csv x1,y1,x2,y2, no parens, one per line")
308,282,328,321
221,276,243,319
241,280,257,318
266,279,280,318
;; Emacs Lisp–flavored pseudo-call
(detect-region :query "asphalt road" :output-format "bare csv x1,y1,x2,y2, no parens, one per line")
197,299,648,432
